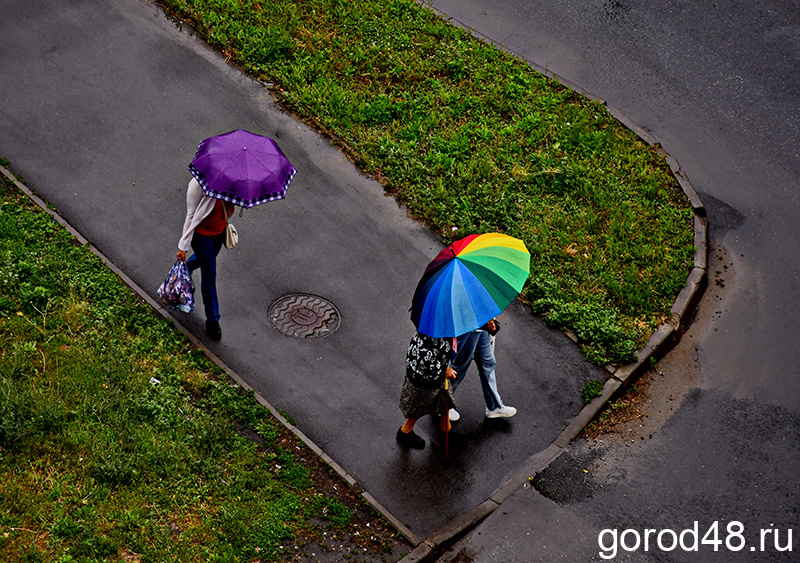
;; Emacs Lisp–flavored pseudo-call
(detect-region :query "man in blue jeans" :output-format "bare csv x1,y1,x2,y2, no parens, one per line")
448,318,517,421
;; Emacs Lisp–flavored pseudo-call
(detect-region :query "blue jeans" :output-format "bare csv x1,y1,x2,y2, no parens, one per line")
186,231,224,322
449,330,504,411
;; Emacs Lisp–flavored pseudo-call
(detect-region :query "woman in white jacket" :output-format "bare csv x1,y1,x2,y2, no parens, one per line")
176,178,234,340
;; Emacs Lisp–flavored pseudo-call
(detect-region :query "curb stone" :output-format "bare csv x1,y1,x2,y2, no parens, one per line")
671,266,708,327
694,215,709,268
398,8,709,562
490,443,563,505
554,378,623,449
0,164,419,550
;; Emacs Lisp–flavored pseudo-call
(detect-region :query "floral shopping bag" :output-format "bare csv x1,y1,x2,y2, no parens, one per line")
157,259,195,313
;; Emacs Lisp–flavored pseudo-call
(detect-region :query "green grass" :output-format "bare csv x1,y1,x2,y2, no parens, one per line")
0,171,400,562
580,380,604,403
157,0,694,365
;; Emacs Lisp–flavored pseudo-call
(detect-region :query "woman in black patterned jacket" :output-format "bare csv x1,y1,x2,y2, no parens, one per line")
396,331,457,449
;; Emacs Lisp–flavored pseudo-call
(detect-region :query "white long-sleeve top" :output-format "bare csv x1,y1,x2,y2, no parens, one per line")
178,178,218,252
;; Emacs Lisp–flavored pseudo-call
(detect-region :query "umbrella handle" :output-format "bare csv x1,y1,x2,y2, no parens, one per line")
443,377,450,457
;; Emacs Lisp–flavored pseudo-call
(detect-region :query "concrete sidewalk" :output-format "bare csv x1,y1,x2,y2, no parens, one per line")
1,0,609,545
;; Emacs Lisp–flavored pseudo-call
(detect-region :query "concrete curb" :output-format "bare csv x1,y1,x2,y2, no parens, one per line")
0,164,420,549
397,9,709,563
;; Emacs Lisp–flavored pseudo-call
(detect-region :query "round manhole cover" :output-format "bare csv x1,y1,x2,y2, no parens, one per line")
268,293,341,339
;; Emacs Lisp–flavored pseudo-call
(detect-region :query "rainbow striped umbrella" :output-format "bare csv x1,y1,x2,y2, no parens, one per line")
410,233,531,338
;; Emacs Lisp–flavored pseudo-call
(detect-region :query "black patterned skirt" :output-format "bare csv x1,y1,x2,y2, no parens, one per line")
399,377,456,420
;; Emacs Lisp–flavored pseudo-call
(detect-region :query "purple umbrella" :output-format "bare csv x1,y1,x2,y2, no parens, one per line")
188,129,296,208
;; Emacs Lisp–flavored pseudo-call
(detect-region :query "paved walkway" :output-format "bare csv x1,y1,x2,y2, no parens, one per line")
0,0,606,545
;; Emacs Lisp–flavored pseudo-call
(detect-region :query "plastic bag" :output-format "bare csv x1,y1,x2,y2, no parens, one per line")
157,259,195,313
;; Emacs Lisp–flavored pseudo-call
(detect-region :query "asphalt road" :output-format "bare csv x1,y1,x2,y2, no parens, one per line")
428,1,800,561
0,0,608,544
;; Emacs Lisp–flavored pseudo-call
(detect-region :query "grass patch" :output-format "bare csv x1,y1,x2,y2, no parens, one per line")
157,0,694,365
0,170,403,561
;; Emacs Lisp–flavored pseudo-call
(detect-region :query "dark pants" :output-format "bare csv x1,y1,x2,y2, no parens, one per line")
186,231,224,322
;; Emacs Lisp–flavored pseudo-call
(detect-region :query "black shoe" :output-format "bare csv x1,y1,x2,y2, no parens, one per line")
396,427,425,449
206,320,222,341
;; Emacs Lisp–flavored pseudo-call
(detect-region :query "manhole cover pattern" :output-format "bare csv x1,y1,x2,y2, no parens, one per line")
268,293,341,339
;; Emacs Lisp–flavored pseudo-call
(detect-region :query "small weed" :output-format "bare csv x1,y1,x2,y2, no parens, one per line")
581,380,604,403
21,546,45,563
278,409,297,426
584,381,647,438
91,458,138,487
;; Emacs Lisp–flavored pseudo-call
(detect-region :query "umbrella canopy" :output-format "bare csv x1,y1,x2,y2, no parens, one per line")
188,129,296,208
411,233,531,338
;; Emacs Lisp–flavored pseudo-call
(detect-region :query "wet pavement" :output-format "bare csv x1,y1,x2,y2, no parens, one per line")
0,0,607,544
427,0,800,560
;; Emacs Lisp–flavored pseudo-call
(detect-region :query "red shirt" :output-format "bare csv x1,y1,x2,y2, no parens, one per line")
195,199,234,237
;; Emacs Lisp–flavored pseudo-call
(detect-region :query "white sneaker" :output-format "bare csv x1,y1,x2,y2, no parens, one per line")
486,405,517,419
449,408,461,422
